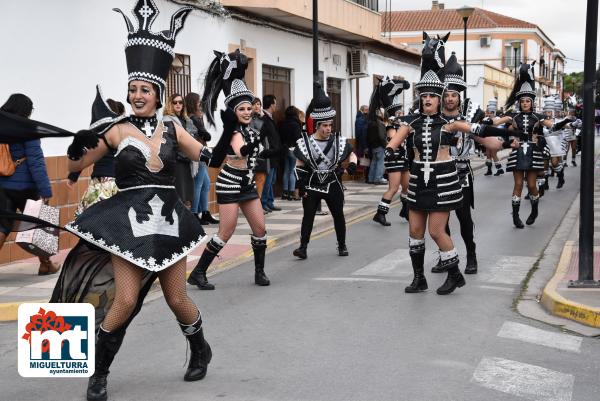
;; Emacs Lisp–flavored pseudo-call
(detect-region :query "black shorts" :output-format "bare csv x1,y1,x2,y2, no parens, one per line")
0,187,40,234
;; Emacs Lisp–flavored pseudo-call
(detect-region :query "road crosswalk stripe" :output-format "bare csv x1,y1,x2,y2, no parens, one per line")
352,249,412,277
497,321,582,353
472,357,574,401
477,256,537,285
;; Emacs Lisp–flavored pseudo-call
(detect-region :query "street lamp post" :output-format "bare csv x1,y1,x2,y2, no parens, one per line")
312,0,319,99
569,0,599,288
512,42,521,77
457,6,474,99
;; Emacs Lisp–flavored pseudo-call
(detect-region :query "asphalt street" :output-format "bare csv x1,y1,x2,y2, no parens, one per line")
1,160,599,401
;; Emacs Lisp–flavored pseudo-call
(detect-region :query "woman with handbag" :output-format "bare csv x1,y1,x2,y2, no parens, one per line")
0,93,59,275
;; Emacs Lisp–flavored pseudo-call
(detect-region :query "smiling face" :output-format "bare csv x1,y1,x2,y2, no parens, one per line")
420,94,440,115
128,80,159,117
443,91,460,113
235,102,253,124
520,97,532,112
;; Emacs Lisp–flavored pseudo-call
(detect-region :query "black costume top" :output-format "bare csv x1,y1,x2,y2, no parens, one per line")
511,112,545,141
294,132,353,194
401,113,452,162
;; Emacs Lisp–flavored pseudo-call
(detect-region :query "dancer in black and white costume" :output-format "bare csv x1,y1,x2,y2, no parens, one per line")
292,85,357,259
385,33,506,294
504,63,573,229
482,98,512,176
188,49,270,290
542,97,568,189
563,98,582,167
370,77,411,226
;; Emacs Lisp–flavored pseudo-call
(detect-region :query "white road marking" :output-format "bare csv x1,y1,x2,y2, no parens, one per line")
477,256,537,285
477,284,515,293
472,357,574,401
497,321,582,353
352,249,412,277
314,277,402,283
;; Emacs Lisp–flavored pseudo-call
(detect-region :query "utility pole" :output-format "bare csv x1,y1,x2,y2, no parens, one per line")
312,0,319,99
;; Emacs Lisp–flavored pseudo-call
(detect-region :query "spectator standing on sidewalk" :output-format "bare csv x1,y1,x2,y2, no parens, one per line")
163,93,195,208
260,94,282,213
355,105,370,182
0,93,59,275
185,92,219,225
250,98,267,202
367,108,387,184
279,106,303,201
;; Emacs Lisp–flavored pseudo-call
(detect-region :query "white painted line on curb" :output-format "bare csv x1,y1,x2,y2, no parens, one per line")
497,321,582,353
472,357,574,401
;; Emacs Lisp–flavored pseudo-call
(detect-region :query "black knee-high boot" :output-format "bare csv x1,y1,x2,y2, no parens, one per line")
373,198,391,226
484,160,493,175
179,313,212,381
436,249,465,295
465,243,478,274
556,167,565,188
87,326,126,401
406,238,427,293
188,236,225,290
251,234,270,286
399,194,409,220
512,197,524,229
526,195,539,225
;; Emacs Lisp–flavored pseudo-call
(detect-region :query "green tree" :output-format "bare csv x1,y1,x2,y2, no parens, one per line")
563,71,584,98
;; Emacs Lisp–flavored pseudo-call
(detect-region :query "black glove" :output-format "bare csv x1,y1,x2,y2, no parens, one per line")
199,146,212,163
240,141,259,157
346,162,357,176
67,130,99,161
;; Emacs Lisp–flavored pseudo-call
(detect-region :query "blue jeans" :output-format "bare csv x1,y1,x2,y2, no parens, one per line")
191,162,210,213
283,149,297,192
368,147,385,183
262,167,277,208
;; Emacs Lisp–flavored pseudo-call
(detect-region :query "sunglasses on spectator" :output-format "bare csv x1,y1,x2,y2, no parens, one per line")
172,100,183,105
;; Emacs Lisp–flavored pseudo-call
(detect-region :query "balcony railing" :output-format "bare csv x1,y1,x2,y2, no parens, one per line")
349,0,379,12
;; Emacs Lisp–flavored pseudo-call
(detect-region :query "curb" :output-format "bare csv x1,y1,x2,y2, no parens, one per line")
540,241,600,328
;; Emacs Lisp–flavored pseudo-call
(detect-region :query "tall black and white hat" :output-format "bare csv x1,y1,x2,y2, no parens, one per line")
443,53,466,93
310,84,336,126
223,79,255,111
415,31,448,98
505,62,537,110
542,97,555,113
486,98,498,113
90,85,127,134
114,0,192,107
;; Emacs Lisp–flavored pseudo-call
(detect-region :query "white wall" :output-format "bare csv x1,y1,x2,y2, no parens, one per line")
0,0,419,155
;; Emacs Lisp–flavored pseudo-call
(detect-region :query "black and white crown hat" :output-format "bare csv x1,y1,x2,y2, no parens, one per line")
516,81,536,101
542,97,555,112
114,0,192,106
310,84,336,125
89,85,127,135
414,70,446,97
554,97,563,112
224,79,255,110
444,53,466,93
380,77,410,114
486,98,497,112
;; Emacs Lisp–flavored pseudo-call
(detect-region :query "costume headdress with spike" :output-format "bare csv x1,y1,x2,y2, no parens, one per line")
505,61,537,110
201,49,251,126
368,76,410,122
443,52,466,93
113,0,192,107
310,84,337,126
415,32,448,99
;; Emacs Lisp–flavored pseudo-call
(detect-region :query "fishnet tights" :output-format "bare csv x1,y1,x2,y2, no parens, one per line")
217,198,266,241
102,256,199,331
409,209,454,251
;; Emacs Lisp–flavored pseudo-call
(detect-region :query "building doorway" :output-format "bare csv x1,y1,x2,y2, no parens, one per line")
327,77,342,132
262,65,291,124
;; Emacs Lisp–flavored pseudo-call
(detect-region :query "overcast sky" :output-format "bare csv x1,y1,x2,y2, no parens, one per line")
379,0,599,73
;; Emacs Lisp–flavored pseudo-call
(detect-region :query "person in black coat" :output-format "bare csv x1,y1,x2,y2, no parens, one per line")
279,106,303,200
259,94,282,212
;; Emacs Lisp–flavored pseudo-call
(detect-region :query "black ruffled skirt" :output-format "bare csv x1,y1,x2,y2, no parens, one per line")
407,160,463,211
65,185,206,272
215,164,259,204
506,141,545,172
